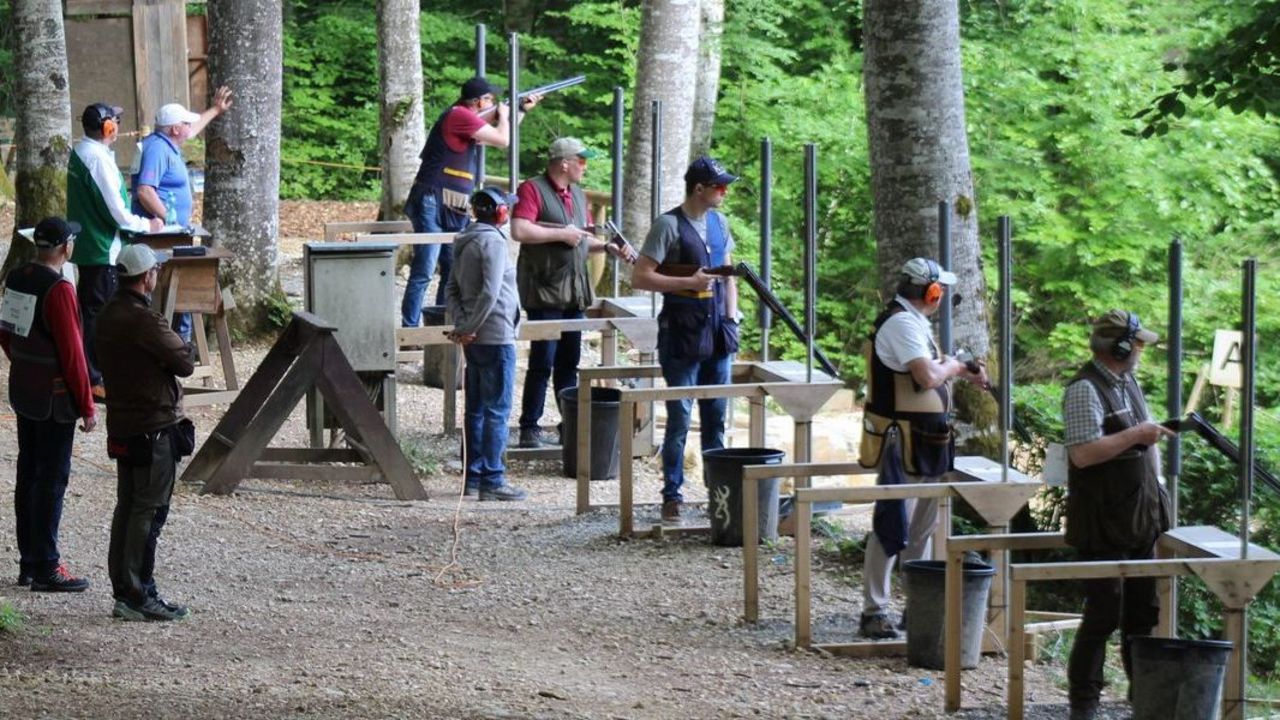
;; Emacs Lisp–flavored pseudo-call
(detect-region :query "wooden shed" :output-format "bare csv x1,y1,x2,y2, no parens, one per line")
64,0,209,167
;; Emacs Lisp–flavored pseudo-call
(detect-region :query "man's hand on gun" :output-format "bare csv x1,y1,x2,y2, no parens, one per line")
447,330,476,346
954,349,990,388
519,92,544,112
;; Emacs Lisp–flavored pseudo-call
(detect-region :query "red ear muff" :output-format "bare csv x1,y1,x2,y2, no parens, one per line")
101,117,117,139
494,204,509,226
924,281,943,305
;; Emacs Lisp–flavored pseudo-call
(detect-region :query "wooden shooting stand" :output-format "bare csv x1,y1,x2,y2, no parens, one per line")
144,227,238,407
181,312,428,501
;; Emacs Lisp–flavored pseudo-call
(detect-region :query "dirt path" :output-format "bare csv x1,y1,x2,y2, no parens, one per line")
0,201,1119,719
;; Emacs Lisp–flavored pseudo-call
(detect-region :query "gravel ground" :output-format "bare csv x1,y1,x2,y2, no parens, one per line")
0,202,1117,719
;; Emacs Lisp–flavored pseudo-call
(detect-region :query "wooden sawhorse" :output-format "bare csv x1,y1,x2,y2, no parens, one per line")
154,245,238,407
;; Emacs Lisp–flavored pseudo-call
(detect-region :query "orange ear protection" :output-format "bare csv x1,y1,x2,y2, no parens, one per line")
472,187,510,225
101,116,118,139
1111,311,1140,361
921,258,944,305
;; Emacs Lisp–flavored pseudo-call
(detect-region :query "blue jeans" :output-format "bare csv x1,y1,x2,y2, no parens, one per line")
463,344,516,490
14,416,76,579
658,345,733,502
401,192,455,327
519,307,584,430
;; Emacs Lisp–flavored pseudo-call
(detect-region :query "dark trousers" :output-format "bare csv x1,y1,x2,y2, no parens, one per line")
1067,544,1160,708
518,307,584,431
14,416,76,579
77,264,117,387
108,429,176,604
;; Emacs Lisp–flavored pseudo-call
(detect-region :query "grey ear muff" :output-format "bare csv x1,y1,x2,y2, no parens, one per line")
1111,312,1139,361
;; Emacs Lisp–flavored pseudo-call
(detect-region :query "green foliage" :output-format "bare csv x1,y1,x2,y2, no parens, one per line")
0,0,12,118
0,601,21,634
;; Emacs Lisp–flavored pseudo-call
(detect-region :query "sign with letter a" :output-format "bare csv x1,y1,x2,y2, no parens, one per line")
1209,329,1243,389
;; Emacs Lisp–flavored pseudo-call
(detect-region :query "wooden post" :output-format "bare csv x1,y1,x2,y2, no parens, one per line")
743,473,760,623
619,399,636,537
1222,608,1246,720
576,368,594,515
749,396,766,447
1008,577,1027,720
794,493,812,648
944,545,964,711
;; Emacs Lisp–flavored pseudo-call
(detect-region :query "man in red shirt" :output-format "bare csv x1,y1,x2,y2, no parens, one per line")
0,217,97,592
400,76,540,327
510,138,635,447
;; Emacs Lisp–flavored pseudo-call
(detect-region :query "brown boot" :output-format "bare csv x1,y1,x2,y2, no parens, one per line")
661,500,682,521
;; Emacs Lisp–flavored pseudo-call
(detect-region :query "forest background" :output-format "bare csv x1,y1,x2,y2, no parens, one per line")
2,0,1280,680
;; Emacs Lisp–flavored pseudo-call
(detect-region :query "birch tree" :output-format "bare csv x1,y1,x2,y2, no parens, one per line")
622,0,701,239
864,0,990,359
690,0,724,159
376,0,425,221
1,0,71,277
204,0,284,333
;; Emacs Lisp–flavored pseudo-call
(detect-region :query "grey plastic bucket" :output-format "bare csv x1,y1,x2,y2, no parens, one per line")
903,559,995,670
559,387,622,480
1131,636,1232,720
703,448,785,547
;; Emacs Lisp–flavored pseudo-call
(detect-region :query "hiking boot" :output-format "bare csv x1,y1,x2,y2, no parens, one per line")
113,596,190,622
517,428,543,448
16,572,32,587
463,482,479,497
479,484,528,502
661,500,682,522
30,564,90,593
859,613,900,640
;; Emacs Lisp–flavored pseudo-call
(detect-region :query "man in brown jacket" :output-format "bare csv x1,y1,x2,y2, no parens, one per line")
95,244,195,621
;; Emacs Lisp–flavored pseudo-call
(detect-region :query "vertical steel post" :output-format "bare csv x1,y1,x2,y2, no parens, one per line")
803,144,817,383
938,201,953,355
649,100,662,318
475,24,486,183
998,216,1012,484
760,137,773,361
611,87,625,297
1241,259,1256,559
1166,237,1183,623
507,32,519,196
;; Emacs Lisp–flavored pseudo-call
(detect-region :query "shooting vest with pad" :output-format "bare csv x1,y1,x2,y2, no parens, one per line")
2,264,79,423
516,174,593,311
657,208,737,361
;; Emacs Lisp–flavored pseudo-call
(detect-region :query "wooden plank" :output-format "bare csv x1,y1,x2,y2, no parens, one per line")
647,523,711,539
945,548,964,711
742,461,872,482
1012,558,1241,583
580,365,665,381
1222,609,1246,720
618,383,769,404
352,232,454,245
323,220,412,241
1161,525,1280,560
192,312,213,386
1008,579,1027,720
947,532,1066,553
180,389,238,407
249,463,381,483
214,313,239,390
504,446,560,462
618,400,635,537
259,447,364,463
743,474,760,622
576,370,593,514
812,641,908,658
794,483,956,504
67,0,133,16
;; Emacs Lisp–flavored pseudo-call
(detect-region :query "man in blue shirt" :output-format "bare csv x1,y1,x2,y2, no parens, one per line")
131,87,233,341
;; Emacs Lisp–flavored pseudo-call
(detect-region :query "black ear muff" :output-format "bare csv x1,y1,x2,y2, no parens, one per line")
1111,312,1139,361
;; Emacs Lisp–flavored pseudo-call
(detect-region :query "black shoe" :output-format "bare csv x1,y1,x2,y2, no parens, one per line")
1068,702,1098,720
517,428,543,448
897,612,907,631
859,613,900,640
30,563,90,593
463,482,479,497
16,572,32,587
113,596,190,622
479,484,528,501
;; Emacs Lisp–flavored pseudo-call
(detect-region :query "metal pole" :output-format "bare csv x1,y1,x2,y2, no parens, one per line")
760,137,773,362
938,201,953,355
803,143,817,384
998,216,1012,484
507,32,519,196
475,24,486,183
1166,236,1183,625
649,100,662,318
611,86,625,297
1241,258,1256,560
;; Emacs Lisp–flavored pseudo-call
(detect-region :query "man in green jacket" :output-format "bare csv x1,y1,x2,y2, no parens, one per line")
67,103,162,400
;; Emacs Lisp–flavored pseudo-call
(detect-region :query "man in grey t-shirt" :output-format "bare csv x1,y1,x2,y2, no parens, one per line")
632,156,741,522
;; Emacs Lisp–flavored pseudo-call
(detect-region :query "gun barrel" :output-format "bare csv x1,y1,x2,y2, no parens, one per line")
477,75,586,117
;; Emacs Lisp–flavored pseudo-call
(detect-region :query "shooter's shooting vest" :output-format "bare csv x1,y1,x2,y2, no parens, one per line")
3,264,79,423
1064,362,1170,552
858,301,953,476
405,106,481,231
657,208,737,361
516,174,593,311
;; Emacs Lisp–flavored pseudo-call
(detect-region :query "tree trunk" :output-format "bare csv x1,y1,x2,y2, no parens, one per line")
205,0,284,335
689,0,724,159
1,0,71,278
503,0,538,34
622,0,701,240
376,0,425,222
863,0,990,360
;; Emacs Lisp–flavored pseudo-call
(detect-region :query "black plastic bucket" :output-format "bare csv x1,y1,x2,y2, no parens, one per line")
559,387,622,481
903,559,995,669
703,448,786,546
1131,636,1232,720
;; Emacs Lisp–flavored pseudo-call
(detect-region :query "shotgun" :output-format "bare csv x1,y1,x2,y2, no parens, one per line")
476,75,587,118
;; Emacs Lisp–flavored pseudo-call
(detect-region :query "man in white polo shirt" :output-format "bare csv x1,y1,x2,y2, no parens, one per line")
858,257,987,639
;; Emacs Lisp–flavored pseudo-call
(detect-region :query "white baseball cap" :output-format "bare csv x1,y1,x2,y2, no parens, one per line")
117,244,169,276
900,257,958,286
155,103,201,127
